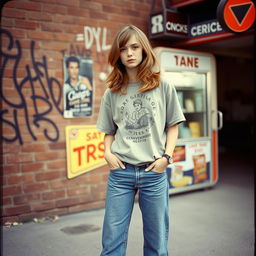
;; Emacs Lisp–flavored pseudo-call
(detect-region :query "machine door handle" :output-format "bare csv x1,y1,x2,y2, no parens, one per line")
217,110,223,130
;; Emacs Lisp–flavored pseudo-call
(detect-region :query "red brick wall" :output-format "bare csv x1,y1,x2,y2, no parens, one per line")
1,0,155,222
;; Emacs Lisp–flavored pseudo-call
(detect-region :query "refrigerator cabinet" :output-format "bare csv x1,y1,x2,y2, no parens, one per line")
154,47,221,194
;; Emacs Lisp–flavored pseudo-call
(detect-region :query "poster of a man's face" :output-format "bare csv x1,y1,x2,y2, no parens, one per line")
63,56,93,118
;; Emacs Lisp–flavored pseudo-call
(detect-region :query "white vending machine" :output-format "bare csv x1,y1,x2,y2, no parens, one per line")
154,47,222,194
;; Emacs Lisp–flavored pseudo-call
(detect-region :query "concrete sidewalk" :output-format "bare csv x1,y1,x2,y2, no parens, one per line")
2,151,254,256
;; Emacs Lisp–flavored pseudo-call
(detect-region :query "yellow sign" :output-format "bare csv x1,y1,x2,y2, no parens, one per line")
66,125,106,179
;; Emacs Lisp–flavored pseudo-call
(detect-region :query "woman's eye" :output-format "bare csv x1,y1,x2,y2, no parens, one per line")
120,48,126,52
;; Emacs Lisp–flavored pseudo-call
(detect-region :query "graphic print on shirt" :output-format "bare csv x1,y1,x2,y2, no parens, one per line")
120,93,156,143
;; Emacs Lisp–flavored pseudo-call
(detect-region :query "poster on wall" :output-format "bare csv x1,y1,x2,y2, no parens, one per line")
63,56,93,118
66,125,106,179
167,140,211,189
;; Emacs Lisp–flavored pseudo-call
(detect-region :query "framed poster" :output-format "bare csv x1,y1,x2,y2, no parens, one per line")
63,56,93,118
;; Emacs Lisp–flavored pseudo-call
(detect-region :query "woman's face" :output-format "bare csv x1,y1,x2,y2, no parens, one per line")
119,34,143,71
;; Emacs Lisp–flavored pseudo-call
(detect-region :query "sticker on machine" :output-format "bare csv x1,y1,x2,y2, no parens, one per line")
167,140,211,188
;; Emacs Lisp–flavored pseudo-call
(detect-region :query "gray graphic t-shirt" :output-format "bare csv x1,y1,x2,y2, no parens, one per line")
97,80,186,165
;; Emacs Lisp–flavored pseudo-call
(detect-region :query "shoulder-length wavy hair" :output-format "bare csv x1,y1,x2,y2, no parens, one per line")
106,24,160,94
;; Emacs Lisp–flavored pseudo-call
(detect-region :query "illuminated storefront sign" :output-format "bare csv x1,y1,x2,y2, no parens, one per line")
149,10,188,38
149,0,254,41
159,51,211,71
189,20,223,37
150,11,224,40
66,125,106,179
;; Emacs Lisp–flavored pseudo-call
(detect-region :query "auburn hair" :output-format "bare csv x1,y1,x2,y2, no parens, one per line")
106,24,160,94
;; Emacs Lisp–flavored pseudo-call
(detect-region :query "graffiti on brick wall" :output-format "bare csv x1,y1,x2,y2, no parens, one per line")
0,29,62,145
83,26,111,53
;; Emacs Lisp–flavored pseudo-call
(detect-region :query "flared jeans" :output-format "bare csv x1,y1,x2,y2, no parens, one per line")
100,163,169,256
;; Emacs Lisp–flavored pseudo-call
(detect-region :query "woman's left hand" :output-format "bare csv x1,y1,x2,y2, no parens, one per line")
145,158,169,173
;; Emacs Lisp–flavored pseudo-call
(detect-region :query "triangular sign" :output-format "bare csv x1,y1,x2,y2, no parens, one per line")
230,3,252,25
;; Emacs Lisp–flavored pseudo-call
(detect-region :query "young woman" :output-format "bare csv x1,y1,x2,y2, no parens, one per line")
97,24,185,256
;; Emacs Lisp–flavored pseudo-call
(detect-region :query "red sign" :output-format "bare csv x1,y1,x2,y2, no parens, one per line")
217,0,256,33
174,55,199,68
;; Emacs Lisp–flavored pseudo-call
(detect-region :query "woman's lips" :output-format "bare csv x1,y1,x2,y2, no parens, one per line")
128,59,135,62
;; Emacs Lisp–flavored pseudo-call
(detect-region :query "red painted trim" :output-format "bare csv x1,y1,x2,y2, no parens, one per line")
188,31,230,41
171,0,205,8
172,30,254,46
212,130,218,182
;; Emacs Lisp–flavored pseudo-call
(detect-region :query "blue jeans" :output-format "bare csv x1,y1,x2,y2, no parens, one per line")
100,163,169,256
